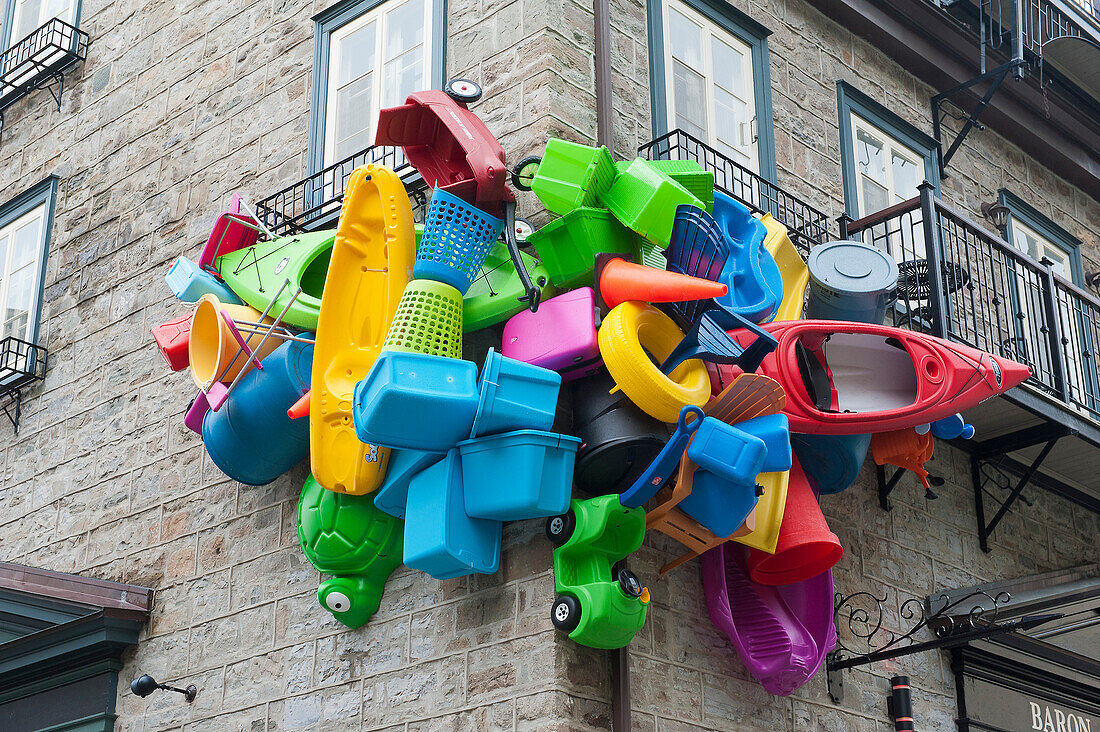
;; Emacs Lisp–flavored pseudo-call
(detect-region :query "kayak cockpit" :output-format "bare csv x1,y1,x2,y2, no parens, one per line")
795,332,917,414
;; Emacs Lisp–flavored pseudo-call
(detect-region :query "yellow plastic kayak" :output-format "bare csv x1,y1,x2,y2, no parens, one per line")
310,165,415,494
761,214,808,322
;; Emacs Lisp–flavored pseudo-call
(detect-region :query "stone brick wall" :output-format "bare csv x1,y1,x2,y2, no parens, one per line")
0,0,1095,729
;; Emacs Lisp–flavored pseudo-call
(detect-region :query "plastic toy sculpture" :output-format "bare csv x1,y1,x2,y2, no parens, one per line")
546,495,650,649
761,214,808,322
215,230,336,331
598,158,704,246
503,287,603,382
152,313,193,372
710,192,783,323
702,541,836,696
597,256,728,311
530,138,617,216
297,474,404,629
463,238,554,332
166,256,243,305
871,427,938,497
713,320,1032,434
310,164,415,496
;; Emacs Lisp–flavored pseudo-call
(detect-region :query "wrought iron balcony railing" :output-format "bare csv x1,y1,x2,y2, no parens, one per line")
0,18,89,128
841,183,1100,423
254,145,428,237
639,129,835,254
0,336,47,433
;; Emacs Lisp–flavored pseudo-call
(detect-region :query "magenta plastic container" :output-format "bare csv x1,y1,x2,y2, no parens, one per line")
701,542,836,696
501,287,602,381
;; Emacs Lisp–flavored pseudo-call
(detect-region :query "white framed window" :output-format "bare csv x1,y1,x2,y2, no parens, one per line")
663,0,758,172
8,0,77,48
851,113,924,217
1009,218,1073,279
323,0,432,166
0,203,46,343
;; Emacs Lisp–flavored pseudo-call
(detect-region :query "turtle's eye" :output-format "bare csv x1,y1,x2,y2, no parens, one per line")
324,591,352,613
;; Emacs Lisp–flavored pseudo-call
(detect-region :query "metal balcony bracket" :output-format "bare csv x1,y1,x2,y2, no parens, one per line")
932,58,1029,177
826,588,1055,704
0,336,48,433
877,463,945,512
969,422,1076,553
0,384,22,433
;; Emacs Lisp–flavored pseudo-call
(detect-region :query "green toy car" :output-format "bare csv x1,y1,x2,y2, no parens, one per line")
546,495,650,649
297,474,404,629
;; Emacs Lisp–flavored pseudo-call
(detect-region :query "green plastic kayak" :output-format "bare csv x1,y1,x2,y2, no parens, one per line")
215,230,336,331
463,239,555,332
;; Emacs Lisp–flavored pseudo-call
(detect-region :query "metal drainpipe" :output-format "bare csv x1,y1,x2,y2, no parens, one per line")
594,0,614,150
609,560,631,730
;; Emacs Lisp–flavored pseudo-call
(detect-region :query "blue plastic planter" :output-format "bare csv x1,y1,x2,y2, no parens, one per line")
403,449,502,579
166,256,242,304
373,448,446,519
686,418,768,488
470,348,561,438
737,414,793,473
414,188,506,294
352,351,480,451
202,340,312,485
459,430,581,521
711,193,783,323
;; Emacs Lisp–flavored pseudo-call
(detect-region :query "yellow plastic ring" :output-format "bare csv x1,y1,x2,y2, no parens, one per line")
598,301,711,422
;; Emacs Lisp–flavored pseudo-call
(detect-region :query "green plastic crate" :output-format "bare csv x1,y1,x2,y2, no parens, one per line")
463,240,556,332
632,236,668,271
598,158,705,247
648,159,715,214
531,139,617,216
527,208,635,289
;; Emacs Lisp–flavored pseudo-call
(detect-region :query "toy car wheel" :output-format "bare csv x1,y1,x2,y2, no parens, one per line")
511,155,542,191
545,511,576,545
513,217,535,246
445,78,482,103
618,569,644,598
551,595,581,632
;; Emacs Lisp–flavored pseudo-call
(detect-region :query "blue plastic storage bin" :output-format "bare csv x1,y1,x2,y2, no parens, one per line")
166,256,242,304
791,433,871,496
459,430,581,521
352,351,480,451
735,413,792,473
373,448,446,519
403,449,502,579
686,418,768,488
711,192,783,323
678,469,759,538
414,188,506,295
202,340,312,485
471,348,561,438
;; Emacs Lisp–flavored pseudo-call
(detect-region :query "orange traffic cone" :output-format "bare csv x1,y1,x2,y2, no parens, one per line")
599,256,728,309
288,390,311,419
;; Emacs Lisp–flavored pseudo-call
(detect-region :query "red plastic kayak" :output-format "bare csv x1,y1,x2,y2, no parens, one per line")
375,90,511,216
709,320,1031,435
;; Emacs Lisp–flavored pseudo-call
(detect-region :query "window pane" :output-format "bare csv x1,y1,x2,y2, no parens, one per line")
668,8,702,68
710,36,745,96
861,175,889,214
891,151,921,203
12,218,39,269
5,312,28,341
385,0,424,59
713,86,747,153
46,0,71,21
855,127,887,186
335,73,373,159
383,46,423,108
6,265,33,313
336,21,376,87
0,234,9,275
14,0,43,42
673,60,707,139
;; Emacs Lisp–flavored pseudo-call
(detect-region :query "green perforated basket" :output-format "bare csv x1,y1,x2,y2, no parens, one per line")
383,279,464,359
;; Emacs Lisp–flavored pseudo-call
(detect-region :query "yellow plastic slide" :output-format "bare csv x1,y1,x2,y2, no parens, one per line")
310,165,415,494
732,470,789,554
761,214,808,322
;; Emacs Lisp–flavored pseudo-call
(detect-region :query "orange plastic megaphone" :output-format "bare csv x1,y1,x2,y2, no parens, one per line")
598,256,728,309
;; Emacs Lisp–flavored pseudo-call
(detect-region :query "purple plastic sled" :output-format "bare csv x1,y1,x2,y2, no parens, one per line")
701,541,836,696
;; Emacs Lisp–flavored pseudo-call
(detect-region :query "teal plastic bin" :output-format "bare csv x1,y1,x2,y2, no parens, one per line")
403,449,502,579
460,430,582,521
599,158,705,247
470,348,561,438
373,448,446,519
531,139,617,215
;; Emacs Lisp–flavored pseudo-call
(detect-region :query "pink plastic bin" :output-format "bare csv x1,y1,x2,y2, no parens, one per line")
502,287,602,381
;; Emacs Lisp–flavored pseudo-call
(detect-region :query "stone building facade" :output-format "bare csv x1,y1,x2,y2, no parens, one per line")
0,0,1096,729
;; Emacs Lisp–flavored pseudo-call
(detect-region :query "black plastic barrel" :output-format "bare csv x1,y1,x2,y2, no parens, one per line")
571,369,669,496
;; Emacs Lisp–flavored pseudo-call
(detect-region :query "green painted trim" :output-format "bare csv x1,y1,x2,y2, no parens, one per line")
37,712,116,732
0,613,143,683
1,0,84,52
0,659,121,705
308,0,448,176
999,188,1084,286
837,81,941,217
646,0,778,183
0,176,58,352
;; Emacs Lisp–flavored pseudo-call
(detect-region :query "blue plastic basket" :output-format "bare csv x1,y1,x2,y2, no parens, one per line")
459,430,581,521
414,188,506,294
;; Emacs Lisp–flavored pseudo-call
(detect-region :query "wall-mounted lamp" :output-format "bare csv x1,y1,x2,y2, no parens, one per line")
980,201,1011,229
130,674,197,703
